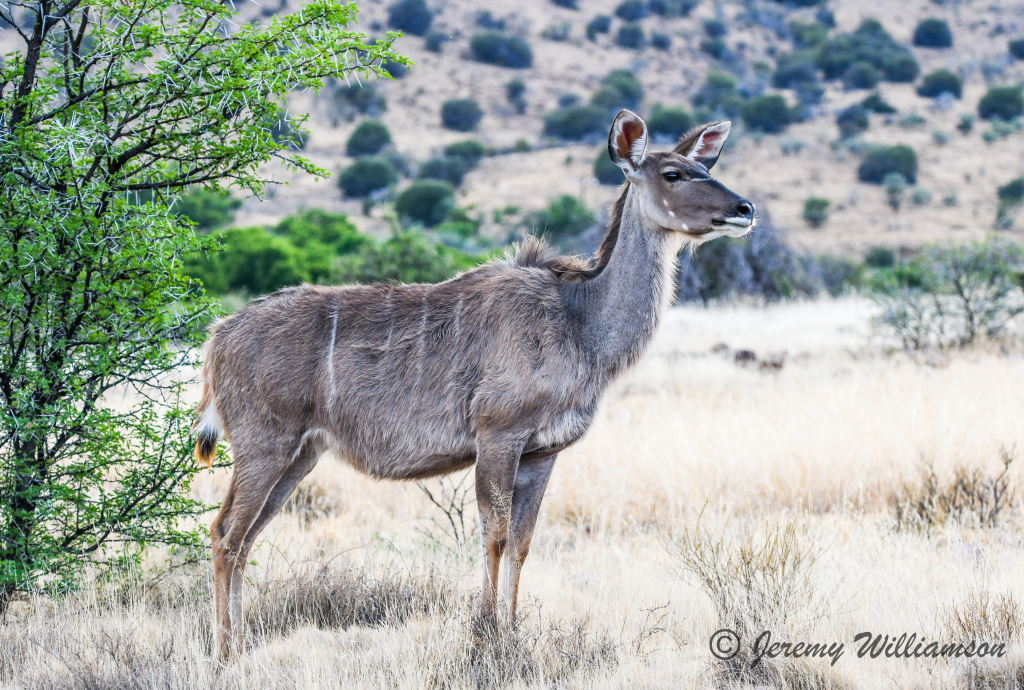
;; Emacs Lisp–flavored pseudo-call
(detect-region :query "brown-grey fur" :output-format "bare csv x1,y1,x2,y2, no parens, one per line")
196,110,755,659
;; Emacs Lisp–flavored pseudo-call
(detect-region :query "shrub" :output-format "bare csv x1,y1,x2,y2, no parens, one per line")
470,31,533,68
529,195,596,243
741,94,793,133
273,210,368,283
842,61,880,90
857,145,917,184
586,15,611,41
836,104,869,138
694,70,744,117
336,231,479,284
593,149,623,185
978,86,1024,121
1011,39,1024,61
648,0,697,17
394,180,455,226
861,92,896,114
667,520,825,687
591,69,644,111
345,120,392,157
802,197,830,228
772,51,819,89
443,140,487,167
883,172,907,211
333,82,387,116
997,177,1024,226
647,104,696,138
200,226,305,295
651,32,671,50
789,20,828,48
441,98,483,131
868,241,1024,350
417,157,469,186
865,246,895,268
387,0,433,35
266,110,307,149
543,103,606,140
700,37,726,59
957,113,974,134
614,0,647,21
424,30,449,52
703,17,727,38
551,0,578,7
869,239,1024,349
917,69,962,99
176,189,241,231
912,18,952,48
338,157,398,197
815,19,919,83
893,450,1015,533
615,23,645,49
677,218,824,303
910,187,932,206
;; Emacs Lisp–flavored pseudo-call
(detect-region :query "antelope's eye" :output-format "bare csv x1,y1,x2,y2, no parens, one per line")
662,170,683,182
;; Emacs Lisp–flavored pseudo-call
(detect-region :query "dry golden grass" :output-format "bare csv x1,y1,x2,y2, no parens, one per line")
4,298,1024,688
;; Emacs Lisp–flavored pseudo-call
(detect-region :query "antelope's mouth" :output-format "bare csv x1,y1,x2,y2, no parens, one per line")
711,217,754,229
710,216,756,236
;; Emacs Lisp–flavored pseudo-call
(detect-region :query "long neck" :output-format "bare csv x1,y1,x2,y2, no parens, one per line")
570,185,681,373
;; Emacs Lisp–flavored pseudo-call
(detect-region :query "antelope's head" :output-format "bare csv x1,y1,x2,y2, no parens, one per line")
608,109,756,241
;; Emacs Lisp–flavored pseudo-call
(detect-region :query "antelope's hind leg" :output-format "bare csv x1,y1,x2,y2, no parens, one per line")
500,455,556,623
211,431,320,660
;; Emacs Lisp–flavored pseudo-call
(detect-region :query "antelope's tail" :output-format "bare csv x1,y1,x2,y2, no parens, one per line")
193,348,223,467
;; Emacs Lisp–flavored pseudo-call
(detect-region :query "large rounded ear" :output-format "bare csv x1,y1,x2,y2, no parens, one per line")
607,109,649,176
674,121,731,170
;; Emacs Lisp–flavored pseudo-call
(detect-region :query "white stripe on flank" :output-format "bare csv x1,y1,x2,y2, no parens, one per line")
326,307,338,408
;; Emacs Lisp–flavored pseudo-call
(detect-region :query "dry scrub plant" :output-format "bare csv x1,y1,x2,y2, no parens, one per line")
246,560,455,638
417,470,477,557
421,608,619,689
666,519,830,687
892,448,1017,533
942,590,1024,690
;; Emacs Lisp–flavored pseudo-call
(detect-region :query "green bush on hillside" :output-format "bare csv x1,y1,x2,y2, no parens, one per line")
815,19,919,83
616,23,645,50
591,69,644,110
395,180,456,226
741,94,793,133
543,103,606,140
912,18,952,48
529,195,596,244
470,31,533,68
647,104,697,138
978,86,1024,121
338,157,399,197
917,69,962,99
336,231,479,285
858,145,918,184
176,189,241,231
594,149,623,185
346,120,392,156
441,98,484,131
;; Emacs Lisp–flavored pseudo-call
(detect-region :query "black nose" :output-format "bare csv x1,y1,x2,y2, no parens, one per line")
736,200,755,219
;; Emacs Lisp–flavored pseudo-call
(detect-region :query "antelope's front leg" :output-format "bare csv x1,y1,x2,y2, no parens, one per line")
474,433,524,625
501,455,556,622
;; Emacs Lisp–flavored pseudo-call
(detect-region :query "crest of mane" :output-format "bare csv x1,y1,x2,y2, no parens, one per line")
502,184,629,283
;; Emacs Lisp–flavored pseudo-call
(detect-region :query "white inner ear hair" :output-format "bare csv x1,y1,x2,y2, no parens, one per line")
630,132,647,165
689,122,729,159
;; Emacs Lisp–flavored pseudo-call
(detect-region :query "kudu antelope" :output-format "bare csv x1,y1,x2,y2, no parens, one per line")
195,109,755,659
